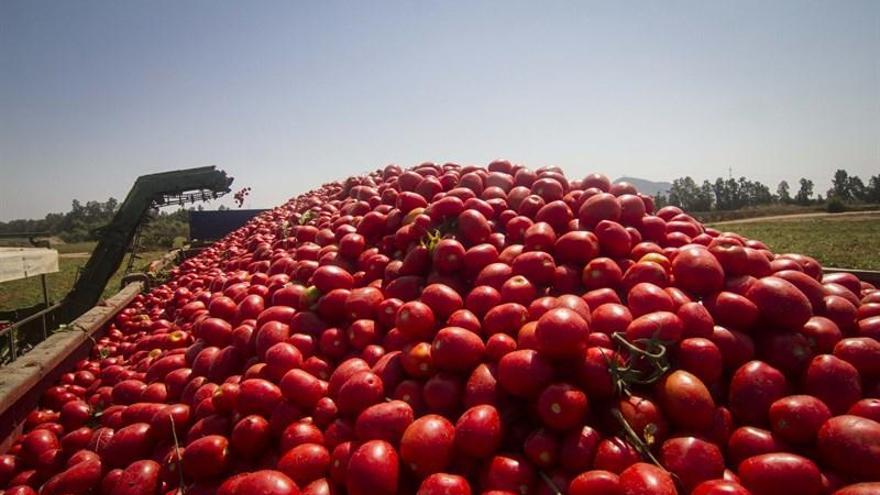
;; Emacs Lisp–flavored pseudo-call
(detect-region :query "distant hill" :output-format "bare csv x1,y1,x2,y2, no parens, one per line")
614,177,672,197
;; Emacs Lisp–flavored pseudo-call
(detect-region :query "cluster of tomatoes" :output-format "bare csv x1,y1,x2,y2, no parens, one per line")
2,160,879,495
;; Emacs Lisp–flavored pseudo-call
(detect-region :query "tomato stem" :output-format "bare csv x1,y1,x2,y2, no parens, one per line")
607,332,671,395
538,471,563,495
611,408,665,469
169,414,187,494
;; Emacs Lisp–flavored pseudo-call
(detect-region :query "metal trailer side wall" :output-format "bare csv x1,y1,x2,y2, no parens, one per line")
0,282,144,451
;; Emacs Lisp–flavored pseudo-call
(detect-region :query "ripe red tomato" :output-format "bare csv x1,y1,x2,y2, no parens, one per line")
738,453,823,495
400,415,455,477
657,370,715,431
817,415,880,480
618,463,676,495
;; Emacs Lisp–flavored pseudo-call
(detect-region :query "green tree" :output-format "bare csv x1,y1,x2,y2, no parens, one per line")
868,175,880,203
847,176,867,202
777,181,791,203
831,169,851,200
697,180,714,211
795,178,814,205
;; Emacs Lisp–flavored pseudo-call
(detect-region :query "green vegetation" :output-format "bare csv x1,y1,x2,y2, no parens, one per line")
0,197,193,250
0,250,165,313
693,203,880,223
714,214,880,270
656,169,880,213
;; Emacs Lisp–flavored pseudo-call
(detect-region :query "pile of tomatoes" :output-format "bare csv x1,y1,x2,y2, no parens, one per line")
2,161,879,495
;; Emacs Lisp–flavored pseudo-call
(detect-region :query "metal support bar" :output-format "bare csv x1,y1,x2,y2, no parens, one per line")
0,282,144,450
40,274,49,340
1,303,63,364
7,330,15,362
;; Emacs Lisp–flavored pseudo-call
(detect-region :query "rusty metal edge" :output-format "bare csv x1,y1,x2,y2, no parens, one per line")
0,282,144,451
823,267,880,286
0,247,182,451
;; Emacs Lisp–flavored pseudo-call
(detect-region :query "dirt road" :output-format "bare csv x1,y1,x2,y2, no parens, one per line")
711,210,880,226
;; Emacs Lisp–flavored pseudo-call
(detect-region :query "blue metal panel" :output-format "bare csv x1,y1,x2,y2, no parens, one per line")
189,209,267,241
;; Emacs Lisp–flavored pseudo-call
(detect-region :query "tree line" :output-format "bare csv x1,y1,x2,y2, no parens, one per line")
0,198,225,249
655,169,880,212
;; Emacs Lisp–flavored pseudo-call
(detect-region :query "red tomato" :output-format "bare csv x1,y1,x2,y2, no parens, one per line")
618,463,676,495
738,453,823,495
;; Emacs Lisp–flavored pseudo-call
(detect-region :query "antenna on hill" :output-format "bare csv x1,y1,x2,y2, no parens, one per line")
728,166,733,179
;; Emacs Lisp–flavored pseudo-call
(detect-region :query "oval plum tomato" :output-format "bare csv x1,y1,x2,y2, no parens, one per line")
230,415,271,459
480,454,536,494
536,383,588,430
848,398,880,422
727,426,788,466
421,284,464,319
106,460,159,495
559,425,602,473
738,453,823,495
594,437,641,474
728,361,788,425
674,338,723,384
454,404,503,459
181,435,230,481
627,283,673,317
431,327,485,372
582,257,623,291
457,209,491,245
568,470,621,495
817,415,880,480
677,301,714,338
745,276,813,330
497,350,554,398
534,308,590,359
522,428,559,468
221,470,299,495
656,370,715,432
691,479,751,495
347,440,399,495
396,301,436,340
591,303,633,336
578,192,621,228
660,436,725,491
336,370,384,416
832,337,880,380
595,220,631,258
803,354,861,415
671,246,724,295
705,291,758,330
755,331,814,377
618,463,676,495
616,393,668,441
417,473,472,495
277,443,330,486
353,400,413,445
311,265,354,293
555,231,600,265
767,395,831,444
400,415,455,477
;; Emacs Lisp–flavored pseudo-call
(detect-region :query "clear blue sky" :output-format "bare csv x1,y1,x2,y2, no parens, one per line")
1,0,878,220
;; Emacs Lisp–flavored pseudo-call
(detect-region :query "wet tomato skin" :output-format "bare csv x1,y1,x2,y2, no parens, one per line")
833,483,880,495
659,436,725,491
568,469,621,495
618,463,676,495
768,395,831,444
738,453,823,495
728,361,788,426
691,479,751,495
656,370,715,432
817,415,880,480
